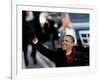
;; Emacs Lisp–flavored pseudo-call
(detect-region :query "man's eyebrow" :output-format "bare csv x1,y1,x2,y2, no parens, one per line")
62,40,68,41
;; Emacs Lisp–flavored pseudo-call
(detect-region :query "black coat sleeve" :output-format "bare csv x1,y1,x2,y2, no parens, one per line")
34,42,56,62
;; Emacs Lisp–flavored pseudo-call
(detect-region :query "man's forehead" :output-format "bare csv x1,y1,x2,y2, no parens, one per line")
63,35,75,43
64,36,70,39
63,36,73,41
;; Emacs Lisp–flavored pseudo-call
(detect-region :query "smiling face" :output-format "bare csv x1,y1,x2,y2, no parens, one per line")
61,35,74,52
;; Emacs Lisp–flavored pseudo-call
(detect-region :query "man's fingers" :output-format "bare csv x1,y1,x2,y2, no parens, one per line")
32,38,38,44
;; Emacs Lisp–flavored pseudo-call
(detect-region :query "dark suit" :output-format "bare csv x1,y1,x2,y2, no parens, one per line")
22,11,37,66
34,42,84,67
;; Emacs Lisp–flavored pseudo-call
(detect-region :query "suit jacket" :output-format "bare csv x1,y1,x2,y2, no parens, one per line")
34,42,84,67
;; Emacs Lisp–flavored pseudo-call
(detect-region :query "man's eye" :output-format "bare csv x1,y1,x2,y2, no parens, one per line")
62,40,68,42
65,40,68,42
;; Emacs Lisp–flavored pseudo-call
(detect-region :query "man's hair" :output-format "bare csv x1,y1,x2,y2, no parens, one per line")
65,35,75,43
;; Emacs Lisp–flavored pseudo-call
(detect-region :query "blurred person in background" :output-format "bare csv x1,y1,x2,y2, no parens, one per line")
58,13,77,47
39,12,58,49
22,11,39,66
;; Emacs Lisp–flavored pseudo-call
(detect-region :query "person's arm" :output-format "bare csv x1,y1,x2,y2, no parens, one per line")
32,38,56,62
